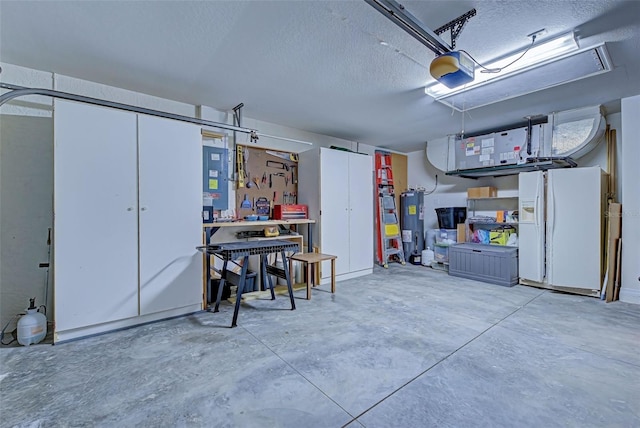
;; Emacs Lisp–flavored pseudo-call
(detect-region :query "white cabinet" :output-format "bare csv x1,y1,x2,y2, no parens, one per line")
299,147,374,281
53,100,202,342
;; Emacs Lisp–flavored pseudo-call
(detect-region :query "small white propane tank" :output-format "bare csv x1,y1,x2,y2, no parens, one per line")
17,298,47,346
421,247,435,266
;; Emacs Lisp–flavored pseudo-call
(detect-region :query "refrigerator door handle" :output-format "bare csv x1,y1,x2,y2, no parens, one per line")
547,173,555,282
549,180,555,233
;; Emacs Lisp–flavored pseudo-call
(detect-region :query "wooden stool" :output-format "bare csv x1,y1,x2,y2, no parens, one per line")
288,253,337,300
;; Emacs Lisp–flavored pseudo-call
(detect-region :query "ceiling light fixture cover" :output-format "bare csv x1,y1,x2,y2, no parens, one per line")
424,32,613,111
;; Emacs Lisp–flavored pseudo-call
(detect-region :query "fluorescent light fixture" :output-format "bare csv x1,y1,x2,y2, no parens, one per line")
424,31,601,109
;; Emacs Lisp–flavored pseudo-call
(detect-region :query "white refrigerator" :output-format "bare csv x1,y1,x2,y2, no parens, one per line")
519,166,606,296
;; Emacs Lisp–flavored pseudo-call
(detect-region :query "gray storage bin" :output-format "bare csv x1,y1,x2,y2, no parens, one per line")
224,269,258,292
448,243,518,287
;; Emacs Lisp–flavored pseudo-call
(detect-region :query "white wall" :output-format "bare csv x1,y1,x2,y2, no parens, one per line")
0,62,367,329
620,95,640,304
578,113,623,200
1,64,54,328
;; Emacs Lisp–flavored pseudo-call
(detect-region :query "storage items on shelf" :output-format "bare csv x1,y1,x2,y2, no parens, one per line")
273,204,308,220
465,196,519,247
467,186,497,198
489,226,517,246
435,207,467,229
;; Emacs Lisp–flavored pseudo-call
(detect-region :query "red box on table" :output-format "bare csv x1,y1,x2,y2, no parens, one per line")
273,204,308,220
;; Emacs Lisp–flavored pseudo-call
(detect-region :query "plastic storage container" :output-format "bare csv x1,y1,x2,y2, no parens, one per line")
448,243,518,287
435,229,457,243
17,299,47,346
433,243,451,263
435,207,467,229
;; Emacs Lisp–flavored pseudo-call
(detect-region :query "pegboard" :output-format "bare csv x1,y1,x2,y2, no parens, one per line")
235,145,299,219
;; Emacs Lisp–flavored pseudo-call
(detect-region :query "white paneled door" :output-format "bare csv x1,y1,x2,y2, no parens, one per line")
138,115,203,315
54,100,139,331
319,148,350,276
348,153,373,273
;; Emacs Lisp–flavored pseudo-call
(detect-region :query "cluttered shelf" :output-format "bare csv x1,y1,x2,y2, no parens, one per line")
467,220,518,225
465,187,519,247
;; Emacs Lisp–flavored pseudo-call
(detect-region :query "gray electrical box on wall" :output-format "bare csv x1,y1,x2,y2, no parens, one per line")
202,146,229,213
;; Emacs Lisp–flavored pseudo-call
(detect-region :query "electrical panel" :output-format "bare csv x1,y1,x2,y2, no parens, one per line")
202,146,229,212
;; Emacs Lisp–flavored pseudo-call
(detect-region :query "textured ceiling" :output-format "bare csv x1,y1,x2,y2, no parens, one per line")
1,1,639,152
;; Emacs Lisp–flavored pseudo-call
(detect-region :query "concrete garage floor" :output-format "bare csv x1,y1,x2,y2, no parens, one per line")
1,264,639,427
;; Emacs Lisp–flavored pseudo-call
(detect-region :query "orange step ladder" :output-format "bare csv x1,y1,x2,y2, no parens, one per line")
375,151,406,268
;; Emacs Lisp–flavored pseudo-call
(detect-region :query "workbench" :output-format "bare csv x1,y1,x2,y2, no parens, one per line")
202,219,315,303
203,219,315,252
197,239,300,327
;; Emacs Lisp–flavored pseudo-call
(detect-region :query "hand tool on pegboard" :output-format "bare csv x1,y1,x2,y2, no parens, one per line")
241,194,251,209
236,147,245,188
266,160,288,170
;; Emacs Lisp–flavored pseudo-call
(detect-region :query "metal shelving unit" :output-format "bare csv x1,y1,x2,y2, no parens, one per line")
465,196,519,245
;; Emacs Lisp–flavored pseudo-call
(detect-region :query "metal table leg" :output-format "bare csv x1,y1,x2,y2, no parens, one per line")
261,254,276,300
213,259,228,313
281,250,296,310
231,256,249,328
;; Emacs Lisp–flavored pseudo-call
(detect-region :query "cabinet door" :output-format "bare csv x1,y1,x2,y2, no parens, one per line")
54,100,139,331
348,153,374,272
138,115,203,315
319,149,350,276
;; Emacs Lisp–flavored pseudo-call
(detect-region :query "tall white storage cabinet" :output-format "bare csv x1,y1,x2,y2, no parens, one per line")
299,147,374,282
53,100,202,342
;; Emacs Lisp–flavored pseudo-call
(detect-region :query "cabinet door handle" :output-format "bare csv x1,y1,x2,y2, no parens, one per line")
127,207,134,211
141,207,147,211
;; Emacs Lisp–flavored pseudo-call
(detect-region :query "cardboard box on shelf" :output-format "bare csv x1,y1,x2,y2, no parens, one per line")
457,223,466,243
467,186,497,198
489,226,516,246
